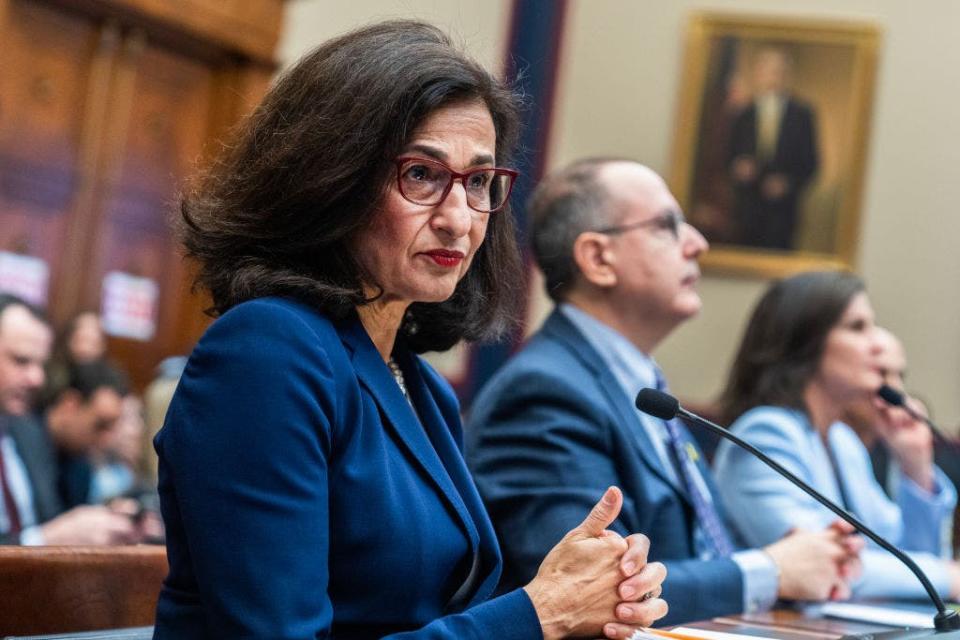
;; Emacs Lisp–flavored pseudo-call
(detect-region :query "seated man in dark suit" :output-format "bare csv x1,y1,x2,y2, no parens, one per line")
466,159,861,625
0,294,135,545
42,360,129,508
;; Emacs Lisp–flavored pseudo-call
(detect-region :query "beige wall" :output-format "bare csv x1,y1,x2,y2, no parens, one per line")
280,1,960,429
547,0,960,429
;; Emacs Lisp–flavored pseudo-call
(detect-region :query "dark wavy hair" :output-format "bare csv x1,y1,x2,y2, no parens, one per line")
177,20,523,352
719,270,865,424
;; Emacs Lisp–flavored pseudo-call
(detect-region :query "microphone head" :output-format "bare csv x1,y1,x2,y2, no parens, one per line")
877,384,905,407
635,388,680,420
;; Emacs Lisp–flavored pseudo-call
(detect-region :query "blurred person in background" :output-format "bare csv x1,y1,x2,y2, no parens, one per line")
90,394,144,503
468,159,859,627
63,311,107,364
715,271,960,600
0,294,137,545
142,356,186,485
843,328,929,478
44,311,109,403
89,394,165,543
844,328,960,557
42,360,128,508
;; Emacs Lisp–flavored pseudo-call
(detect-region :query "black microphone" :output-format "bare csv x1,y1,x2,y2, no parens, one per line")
635,387,960,637
877,385,959,450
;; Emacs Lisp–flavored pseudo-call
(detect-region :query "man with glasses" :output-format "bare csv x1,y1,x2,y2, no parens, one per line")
466,159,860,625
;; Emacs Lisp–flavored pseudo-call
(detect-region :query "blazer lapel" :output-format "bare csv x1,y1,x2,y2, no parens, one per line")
402,353,499,609
338,319,479,562
541,311,691,500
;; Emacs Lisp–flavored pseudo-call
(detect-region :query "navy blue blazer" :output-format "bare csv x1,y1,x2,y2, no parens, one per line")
466,310,743,626
153,298,539,639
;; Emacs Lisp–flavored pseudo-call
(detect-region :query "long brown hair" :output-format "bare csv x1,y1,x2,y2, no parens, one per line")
720,270,865,424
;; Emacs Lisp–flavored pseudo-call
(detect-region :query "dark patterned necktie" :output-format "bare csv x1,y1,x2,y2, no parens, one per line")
654,370,733,557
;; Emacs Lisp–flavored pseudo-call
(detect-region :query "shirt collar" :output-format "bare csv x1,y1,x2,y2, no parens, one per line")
559,303,659,395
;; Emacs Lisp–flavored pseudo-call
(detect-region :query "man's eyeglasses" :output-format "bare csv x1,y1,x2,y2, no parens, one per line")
394,157,519,214
594,211,686,241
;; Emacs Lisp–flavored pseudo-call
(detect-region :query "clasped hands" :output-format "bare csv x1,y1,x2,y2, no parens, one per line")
765,520,864,602
524,487,668,640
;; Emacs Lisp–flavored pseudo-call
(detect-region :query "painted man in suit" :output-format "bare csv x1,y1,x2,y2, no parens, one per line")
0,294,134,544
728,47,819,250
467,159,860,625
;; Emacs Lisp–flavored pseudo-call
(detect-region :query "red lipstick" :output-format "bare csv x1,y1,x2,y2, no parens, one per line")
422,249,464,267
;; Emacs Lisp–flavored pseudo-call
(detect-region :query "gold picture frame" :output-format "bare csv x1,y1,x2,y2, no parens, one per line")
669,13,882,277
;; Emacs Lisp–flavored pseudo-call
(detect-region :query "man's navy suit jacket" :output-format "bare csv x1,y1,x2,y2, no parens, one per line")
0,415,64,544
467,310,745,625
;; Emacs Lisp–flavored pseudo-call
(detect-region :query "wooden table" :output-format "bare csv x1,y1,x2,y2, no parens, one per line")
683,608,903,639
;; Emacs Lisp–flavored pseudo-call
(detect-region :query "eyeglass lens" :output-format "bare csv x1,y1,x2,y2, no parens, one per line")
661,212,682,238
399,161,511,212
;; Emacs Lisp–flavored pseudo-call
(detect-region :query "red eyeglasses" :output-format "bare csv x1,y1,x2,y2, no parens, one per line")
394,157,518,213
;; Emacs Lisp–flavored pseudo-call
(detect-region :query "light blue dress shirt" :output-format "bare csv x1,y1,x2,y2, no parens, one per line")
714,406,957,600
560,304,779,612
90,461,136,504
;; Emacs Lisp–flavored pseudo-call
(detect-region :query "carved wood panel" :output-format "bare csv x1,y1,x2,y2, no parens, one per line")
0,0,108,309
0,0,282,389
85,37,216,387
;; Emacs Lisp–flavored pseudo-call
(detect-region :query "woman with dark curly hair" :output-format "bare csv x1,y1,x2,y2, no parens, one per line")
153,20,666,639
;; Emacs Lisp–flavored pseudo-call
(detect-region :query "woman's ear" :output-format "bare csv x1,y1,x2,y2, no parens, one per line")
572,232,618,289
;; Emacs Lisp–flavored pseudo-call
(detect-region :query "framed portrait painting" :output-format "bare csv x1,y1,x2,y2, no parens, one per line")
670,13,882,277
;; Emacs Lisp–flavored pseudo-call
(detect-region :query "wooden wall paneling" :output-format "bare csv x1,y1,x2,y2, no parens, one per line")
109,0,284,63
72,28,144,314
214,61,275,127
0,0,118,321
86,34,218,389
53,22,125,324
168,60,277,355
51,0,284,64
1,0,284,388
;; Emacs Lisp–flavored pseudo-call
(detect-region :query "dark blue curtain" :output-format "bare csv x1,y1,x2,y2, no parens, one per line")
457,0,568,410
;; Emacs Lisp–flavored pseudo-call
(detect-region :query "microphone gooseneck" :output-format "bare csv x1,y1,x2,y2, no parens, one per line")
635,387,960,635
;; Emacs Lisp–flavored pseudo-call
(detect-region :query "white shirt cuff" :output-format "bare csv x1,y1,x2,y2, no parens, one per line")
733,549,779,613
19,525,45,546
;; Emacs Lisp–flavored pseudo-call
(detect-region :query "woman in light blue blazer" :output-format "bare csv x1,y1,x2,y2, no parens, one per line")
153,20,666,640
714,271,959,601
